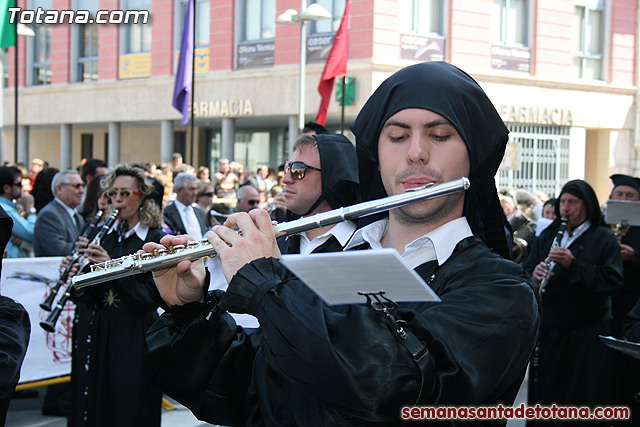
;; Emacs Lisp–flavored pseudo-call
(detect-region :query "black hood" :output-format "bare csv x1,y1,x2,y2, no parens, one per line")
350,61,510,258
286,133,360,220
555,179,603,227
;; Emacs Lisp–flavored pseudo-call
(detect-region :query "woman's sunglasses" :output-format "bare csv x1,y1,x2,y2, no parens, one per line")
284,161,321,180
105,189,143,198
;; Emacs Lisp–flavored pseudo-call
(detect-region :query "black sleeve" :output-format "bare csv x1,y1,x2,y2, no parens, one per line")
0,297,30,400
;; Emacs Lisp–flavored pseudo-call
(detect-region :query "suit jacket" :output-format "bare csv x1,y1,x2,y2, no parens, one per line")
163,202,209,237
34,199,83,256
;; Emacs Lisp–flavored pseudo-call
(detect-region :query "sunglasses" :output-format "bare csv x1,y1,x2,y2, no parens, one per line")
246,199,260,206
200,192,215,197
63,182,85,189
105,189,143,198
284,161,321,180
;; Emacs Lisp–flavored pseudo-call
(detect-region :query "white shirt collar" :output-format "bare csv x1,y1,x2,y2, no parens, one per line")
299,220,357,255
108,219,149,241
561,219,591,248
173,199,193,211
344,217,473,269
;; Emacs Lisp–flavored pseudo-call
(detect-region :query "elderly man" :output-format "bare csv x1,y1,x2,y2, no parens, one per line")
34,169,85,257
0,166,37,257
143,62,539,426
163,173,209,240
524,179,622,425
234,185,260,213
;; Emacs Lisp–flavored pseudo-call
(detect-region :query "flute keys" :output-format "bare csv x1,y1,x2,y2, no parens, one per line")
171,244,186,253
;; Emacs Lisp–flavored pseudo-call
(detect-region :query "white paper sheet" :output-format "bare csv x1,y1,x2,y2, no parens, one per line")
605,200,640,226
280,248,441,305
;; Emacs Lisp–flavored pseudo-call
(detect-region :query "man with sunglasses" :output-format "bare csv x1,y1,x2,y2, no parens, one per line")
235,185,261,213
33,169,85,417
275,133,360,255
34,169,85,257
144,63,539,426
164,173,209,240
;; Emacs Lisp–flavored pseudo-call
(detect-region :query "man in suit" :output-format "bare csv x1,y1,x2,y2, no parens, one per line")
164,173,209,240
33,169,85,417
34,169,85,257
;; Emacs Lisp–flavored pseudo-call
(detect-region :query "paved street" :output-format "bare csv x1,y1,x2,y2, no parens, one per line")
5,373,528,427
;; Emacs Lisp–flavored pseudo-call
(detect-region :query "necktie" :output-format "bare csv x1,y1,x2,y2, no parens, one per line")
74,212,83,234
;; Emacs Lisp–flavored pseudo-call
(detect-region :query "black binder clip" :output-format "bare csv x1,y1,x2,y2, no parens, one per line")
358,290,428,362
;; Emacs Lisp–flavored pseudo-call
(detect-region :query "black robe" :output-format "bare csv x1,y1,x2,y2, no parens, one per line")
69,227,165,427
611,225,640,420
523,222,623,426
144,236,539,426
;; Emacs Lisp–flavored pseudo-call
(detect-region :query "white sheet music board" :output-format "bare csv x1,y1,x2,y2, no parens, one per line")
605,200,640,226
280,248,441,305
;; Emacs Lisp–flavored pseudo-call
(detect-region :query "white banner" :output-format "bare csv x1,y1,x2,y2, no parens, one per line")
1,257,72,383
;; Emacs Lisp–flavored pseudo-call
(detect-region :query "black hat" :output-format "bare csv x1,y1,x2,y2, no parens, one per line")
610,174,640,194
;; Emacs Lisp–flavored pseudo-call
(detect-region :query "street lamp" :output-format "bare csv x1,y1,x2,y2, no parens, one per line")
277,2,332,133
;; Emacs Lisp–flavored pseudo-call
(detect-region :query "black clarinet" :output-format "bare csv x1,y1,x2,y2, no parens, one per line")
39,210,104,311
538,217,569,297
40,209,119,332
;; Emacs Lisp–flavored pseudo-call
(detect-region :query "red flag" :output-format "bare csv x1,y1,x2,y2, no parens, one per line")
316,0,350,126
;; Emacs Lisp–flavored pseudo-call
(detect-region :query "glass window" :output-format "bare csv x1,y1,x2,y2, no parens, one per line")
124,0,151,53
311,0,346,34
492,0,527,46
573,2,604,80
179,0,210,47
243,0,275,41
400,0,443,36
32,0,52,85
76,0,99,82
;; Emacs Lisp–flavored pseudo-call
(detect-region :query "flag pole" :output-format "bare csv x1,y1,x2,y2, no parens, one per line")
189,0,195,166
340,76,345,134
13,20,18,163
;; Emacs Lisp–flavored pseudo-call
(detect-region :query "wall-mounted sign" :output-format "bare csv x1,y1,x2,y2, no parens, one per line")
237,41,274,69
190,99,254,118
174,47,210,73
119,53,151,79
491,46,531,73
500,104,573,127
400,34,444,62
307,34,334,63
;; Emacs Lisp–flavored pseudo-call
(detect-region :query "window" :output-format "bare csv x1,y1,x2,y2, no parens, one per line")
242,0,275,41
311,0,346,34
81,134,93,159
400,0,443,36
76,0,99,82
32,0,52,85
124,0,151,53
492,0,527,46
573,1,605,80
178,0,210,48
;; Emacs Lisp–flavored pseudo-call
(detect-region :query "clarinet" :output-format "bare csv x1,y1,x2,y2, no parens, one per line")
39,210,104,311
538,217,569,297
40,209,119,332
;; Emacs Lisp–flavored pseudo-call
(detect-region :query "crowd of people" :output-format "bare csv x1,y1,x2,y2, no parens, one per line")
0,61,637,426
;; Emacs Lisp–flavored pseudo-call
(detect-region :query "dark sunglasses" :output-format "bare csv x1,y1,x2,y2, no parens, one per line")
63,182,85,189
105,189,143,198
200,192,215,197
247,199,260,206
284,161,321,180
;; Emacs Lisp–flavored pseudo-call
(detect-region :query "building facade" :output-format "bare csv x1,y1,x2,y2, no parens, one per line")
1,0,638,203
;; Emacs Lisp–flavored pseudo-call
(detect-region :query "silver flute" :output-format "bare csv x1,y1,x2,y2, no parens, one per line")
72,177,470,288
